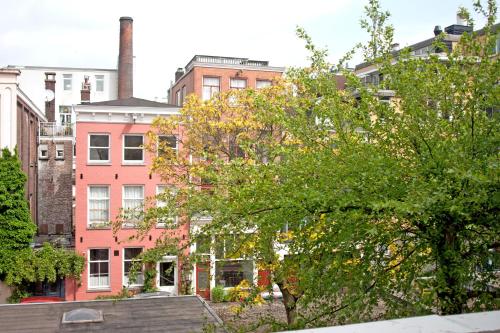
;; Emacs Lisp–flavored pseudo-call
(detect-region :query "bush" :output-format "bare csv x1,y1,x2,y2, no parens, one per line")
211,285,225,303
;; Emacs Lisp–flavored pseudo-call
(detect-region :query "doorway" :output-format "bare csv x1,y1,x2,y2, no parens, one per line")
157,256,178,295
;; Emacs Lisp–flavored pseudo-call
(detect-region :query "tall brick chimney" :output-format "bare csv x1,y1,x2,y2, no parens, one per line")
118,16,133,99
81,76,91,104
44,72,56,122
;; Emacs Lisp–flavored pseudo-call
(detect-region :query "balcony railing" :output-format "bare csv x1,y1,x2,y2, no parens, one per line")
39,122,74,140
186,55,269,71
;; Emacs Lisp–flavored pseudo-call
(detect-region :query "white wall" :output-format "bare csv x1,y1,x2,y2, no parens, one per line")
16,67,118,125
0,69,19,151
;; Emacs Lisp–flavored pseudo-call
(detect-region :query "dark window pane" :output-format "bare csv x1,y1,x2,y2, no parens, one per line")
125,135,143,147
90,135,109,147
89,262,99,274
125,248,142,260
124,148,143,161
124,261,132,274
159,262,175,286
90,148,109,161
100,262,109,274
90,249,108,261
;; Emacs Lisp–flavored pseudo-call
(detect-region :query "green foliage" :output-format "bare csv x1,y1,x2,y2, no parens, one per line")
95,287,132,300
146,0,499,328
211,285,225,303
141,268,158,293
0,148,36,255
7,288,31,304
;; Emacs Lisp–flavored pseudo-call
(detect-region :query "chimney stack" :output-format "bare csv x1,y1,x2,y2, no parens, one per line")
118,16,133,99
175,68,184,82
44,72,56,122
81,76,91,104
434,25,442,36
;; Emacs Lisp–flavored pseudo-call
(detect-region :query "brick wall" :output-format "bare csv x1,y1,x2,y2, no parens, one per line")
37,140,73,246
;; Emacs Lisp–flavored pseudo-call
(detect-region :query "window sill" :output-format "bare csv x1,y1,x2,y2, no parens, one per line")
121,162,146,166
86,288,111,293
87,162,112,166
87,225,112,230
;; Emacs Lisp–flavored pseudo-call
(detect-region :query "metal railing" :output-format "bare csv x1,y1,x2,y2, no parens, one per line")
189,55,269,68
39,122,74,140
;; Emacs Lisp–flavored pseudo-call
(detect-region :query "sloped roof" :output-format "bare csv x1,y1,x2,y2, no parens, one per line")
0,295,222,333
84,97,177,108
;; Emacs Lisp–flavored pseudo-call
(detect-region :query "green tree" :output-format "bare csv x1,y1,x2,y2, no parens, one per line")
144,0,499,328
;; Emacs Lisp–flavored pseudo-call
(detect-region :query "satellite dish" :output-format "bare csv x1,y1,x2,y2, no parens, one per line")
45,89,55,102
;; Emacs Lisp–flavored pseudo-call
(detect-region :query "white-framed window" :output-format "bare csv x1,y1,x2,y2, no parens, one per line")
176,90,181,106
63,74,72,91
39,144,48,159
95,75,104,92
214,234,254,287
202,77,220,101
182,85,187,105
230,78,247,90
123,247,144,286
158,135,177,157
56,144,64,159
122,185,144,224
88,248,110,289
256,80,271,89
89,134,110,162
156,185,178,227
59,106,72,125
88,185,110,226
123,134,144,163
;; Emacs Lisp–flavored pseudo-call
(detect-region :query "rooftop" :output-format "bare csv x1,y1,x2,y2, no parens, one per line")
0,295,222,333
5,65,117,72
83,97,177,108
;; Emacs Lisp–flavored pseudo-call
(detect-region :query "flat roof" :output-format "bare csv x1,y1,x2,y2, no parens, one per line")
0,295,222,333
83,97,177,108
6,65,117,72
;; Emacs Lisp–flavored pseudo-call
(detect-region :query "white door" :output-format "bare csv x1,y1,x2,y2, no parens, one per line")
157,256,178,295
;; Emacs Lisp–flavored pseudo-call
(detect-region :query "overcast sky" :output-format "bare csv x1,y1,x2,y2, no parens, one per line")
0,0,491,100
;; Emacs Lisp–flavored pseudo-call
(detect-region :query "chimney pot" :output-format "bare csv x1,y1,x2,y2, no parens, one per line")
118,16,133,99
175,68,184,82
81,76,91,104
434,25,442,36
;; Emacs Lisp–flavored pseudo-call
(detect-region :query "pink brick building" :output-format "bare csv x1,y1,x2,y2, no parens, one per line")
69,98,183,300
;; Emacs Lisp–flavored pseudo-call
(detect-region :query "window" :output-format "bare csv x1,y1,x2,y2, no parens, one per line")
123,185,144,224
214,234,253,287
59,106,72,126
89,134,110,162
202,77,220,101
158,135,177,157
39,144,48,159
88,186,109,226
256,80,271,89
89,249,109,289
176,90,181,106
123,248,144,286
95,75,104,92
63,74,72,91
56,144,64,159
230,78,247,90
123,135,144,163
182,85,187,105
156,185,178,227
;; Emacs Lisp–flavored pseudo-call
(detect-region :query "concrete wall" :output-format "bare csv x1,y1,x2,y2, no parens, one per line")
0,281,13,304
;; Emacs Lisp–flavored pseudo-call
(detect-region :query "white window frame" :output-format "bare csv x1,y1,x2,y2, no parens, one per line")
123,134,144,164
39,144,48,159
63,74,72,91
88,133,110,163
87,185,110,227
95,75,105,92
202,76,220,101
156,185,178,228
256,79,272,89
55,144,64,159
122,185,144,226
157,135,178,157
230,78,247,90
123,247,144,287
88,248,110,289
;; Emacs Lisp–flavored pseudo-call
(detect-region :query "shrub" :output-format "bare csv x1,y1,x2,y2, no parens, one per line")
211,285,225,303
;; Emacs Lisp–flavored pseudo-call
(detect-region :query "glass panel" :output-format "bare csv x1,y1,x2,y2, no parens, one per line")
99,262,109,274
215,260,253,287
203,77,219,86
90,249,108,261
125,135,143,147
197,270,209,290
90,135,109,147
159,262,175,286
90,148,108,161
89,262,99,274
125,248,142,260
124,148,143,161
230,79,246,89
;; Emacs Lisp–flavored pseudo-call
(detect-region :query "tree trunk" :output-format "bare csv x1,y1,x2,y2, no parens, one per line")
436,223,466,314
277,281,299,326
